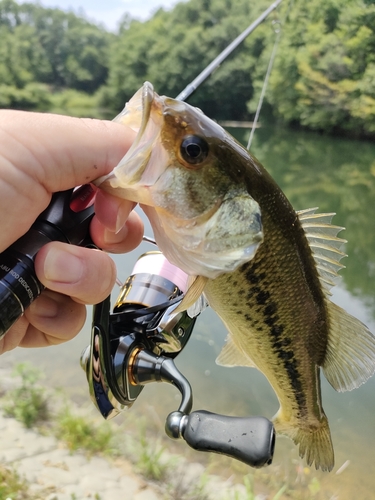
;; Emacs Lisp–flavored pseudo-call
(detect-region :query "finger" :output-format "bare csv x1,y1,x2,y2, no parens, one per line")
90,210,144,254
0,289,86,353
0,111,136,249
21,290,86,347
34,242,117,304
0,316,29,354
94,189,135,233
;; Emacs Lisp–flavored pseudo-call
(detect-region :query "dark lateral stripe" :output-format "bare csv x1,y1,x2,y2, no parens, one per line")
268,318,307,416
242,260,308,416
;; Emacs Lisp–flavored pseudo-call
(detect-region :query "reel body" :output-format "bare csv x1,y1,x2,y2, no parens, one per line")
81,251,275,468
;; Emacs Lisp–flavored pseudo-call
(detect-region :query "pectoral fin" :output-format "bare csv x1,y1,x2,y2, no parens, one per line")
216,335,257,368
174,276,208,314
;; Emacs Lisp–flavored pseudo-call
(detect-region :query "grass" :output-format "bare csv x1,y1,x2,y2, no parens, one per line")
133,428,170,481
54,407,114,456
223,475,256,500
2,362,49,428
0,464,37,499
166,471,211,500
1,362,114,456
0,364,330,500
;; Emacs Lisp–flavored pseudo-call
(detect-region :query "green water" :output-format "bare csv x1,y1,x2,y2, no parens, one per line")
3,126,375,498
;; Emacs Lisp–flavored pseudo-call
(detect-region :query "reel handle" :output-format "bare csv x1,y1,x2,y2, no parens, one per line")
167,410,275,468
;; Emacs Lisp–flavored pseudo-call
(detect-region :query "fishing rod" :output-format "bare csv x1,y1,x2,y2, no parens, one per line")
176,0,284,102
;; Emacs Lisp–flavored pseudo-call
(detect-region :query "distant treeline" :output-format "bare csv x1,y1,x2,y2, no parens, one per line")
0,0,374,137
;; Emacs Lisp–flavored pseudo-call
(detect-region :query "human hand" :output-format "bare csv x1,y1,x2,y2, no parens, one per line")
0,110,143,353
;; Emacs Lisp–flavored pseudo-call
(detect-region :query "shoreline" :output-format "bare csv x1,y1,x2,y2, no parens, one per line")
0,365,249,500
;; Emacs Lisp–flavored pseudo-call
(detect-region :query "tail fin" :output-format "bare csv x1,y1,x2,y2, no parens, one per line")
273,412,334,472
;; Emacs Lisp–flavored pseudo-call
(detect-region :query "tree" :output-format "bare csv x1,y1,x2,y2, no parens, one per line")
268,0,375,136
0,0,111,93
100,0,273,119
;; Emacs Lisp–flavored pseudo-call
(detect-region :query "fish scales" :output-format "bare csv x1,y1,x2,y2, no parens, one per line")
96,82,375,473
204,175,332,455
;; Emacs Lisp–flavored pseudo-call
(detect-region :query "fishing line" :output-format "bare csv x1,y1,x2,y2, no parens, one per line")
247,0,294,150
247,20,282,150
114,236,157,289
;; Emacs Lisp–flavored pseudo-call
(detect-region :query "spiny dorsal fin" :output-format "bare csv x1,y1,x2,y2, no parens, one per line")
323,300,375,392
297,208,347,295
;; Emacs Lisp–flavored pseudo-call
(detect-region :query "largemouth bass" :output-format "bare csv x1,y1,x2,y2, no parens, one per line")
96,82,375,472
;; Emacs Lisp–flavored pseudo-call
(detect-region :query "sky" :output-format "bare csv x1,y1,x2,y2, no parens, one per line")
17,0,186,31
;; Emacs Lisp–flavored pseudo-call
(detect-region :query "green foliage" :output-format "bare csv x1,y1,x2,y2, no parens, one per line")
0,0,111,113
0,82,51,110
48,88,102,117
0,464,36,499
100,0,268,119
2,362,49,428
0,0,374,135
99,0,375,136
269,0,375,136
135,430,169,481
55,407,114,455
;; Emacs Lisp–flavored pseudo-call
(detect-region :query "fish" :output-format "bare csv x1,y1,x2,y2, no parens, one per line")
96,82,375,472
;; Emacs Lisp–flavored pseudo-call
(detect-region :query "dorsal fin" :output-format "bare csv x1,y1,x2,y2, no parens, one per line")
297,208,347,295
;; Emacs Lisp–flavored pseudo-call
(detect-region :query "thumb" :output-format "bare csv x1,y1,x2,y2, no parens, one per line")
0,111,135,249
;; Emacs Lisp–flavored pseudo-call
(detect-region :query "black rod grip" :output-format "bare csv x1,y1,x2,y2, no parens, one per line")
0,188,95,338
182,410,275,468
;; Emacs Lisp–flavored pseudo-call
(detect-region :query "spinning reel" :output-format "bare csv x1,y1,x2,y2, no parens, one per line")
0,186,275,468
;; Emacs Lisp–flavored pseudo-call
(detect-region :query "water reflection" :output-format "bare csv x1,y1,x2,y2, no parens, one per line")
2,126,375,499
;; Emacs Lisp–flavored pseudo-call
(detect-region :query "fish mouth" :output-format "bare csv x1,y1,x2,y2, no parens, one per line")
118,81,154,147
95,82,164,200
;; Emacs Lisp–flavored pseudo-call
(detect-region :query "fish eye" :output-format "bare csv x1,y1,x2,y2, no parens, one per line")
180,135,209,165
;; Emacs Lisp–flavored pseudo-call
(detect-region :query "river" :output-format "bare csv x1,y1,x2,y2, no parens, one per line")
2,125,375,499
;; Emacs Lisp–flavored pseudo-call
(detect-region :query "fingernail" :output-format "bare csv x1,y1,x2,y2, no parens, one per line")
29,293,59,318
44,247,83,283
115,204,131,234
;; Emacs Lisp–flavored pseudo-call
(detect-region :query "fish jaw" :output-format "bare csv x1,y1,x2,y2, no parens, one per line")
95,82,169,205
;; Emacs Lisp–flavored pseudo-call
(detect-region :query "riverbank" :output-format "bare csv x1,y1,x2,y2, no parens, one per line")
0,355,365,500
0,365,253,500
0,412,253,500
0,411,161,500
